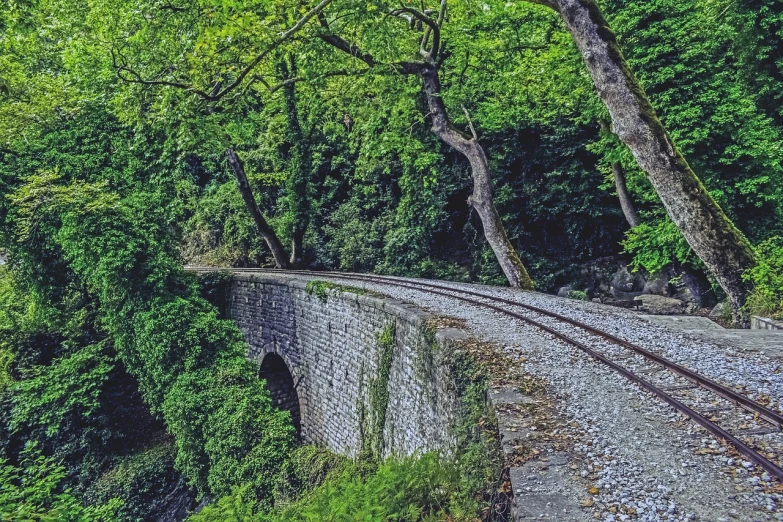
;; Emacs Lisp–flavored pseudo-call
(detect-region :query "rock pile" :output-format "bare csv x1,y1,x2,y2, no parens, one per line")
556,257,717,315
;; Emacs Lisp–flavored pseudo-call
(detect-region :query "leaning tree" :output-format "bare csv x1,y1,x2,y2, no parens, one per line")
524,0,757,318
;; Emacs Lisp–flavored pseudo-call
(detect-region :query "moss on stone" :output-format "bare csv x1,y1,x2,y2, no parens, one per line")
367,323,396,460
305,280,375,303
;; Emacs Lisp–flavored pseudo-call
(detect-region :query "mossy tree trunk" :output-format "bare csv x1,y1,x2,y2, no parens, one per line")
279,56,313,268
226,148,291,269
536,0,757,319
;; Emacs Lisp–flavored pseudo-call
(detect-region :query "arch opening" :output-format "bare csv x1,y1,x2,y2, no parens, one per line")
259,353,302,436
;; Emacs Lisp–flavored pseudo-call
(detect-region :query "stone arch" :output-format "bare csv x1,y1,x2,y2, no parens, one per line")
259,353,302,436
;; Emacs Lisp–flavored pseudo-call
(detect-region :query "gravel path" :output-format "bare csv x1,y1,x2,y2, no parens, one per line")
268,272,783,521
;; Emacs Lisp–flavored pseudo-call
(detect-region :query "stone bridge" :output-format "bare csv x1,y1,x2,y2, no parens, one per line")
226,273,471,458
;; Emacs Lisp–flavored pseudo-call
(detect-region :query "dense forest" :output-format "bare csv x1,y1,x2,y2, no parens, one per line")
1,0,782,519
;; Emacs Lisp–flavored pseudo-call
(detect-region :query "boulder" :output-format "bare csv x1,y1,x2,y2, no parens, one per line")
672,286,697,305
642,270,672,296
557,285,574,298
611,289,643,301
572,256,627,297
609,266,646,298
637,294,687,315
709,301,730,319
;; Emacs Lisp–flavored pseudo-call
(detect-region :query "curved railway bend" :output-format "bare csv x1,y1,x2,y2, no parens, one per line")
195,268,783,522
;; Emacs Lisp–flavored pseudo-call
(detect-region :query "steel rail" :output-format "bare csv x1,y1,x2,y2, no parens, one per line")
189,267,783,481
348,272,783,429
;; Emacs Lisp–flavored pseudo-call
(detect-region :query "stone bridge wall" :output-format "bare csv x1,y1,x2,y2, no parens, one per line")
228,274,467,458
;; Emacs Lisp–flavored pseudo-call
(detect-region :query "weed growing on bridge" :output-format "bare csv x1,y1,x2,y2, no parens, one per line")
304,280,375,303
187,325,506,521
367,322,396,460
449,343,507,517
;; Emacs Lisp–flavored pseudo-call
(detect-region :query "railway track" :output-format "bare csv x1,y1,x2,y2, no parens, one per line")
190,267,783,482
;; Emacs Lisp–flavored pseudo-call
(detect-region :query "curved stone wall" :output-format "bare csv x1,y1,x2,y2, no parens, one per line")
228,274,467,457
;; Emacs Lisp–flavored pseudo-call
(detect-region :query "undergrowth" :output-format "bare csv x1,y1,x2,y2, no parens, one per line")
744,237,783,320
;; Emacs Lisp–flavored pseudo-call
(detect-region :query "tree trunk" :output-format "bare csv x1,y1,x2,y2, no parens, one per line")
315,13,533,288
279,56,312,268
420,66,535,289
226,148,291,269
546,0,756,319
612,162,641,228
599,119,641,228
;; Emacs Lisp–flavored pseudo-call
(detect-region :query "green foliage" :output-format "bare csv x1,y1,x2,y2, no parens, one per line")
622,220,698,275
197,271,235,318
163,360,294,504
191,336,500,522
11,342,113,438
3,0,783,517
305,280,372,303
192,446,349,520
272,446,349,506
321,200,393,273
2,124,294,507
567,290,588,301
724,0,783,125
0,445,122,521
182,181,270,268
449,345,501,503
263,453,479,522
601,0,783,270
192,452,485,522
744,237,783,319
367,323,395,460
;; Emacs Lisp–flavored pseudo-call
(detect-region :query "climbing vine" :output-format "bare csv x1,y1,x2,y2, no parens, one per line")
367,322,396,460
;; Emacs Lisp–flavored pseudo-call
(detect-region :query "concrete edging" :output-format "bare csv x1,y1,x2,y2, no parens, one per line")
751,316,783,331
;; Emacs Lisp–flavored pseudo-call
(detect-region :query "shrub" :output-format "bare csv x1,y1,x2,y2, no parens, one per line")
264,453,480,522
622,220,697,275
85,439,189,522
567,290,588,301
162,360,295,505
0,445,121,521
190,453,481,522
744,237,783,319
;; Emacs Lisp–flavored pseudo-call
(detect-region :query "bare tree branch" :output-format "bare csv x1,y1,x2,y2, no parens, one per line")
317,13,377,67
461,105,477,140
157,3,187,13
389,6,441,60
112,0,334,101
